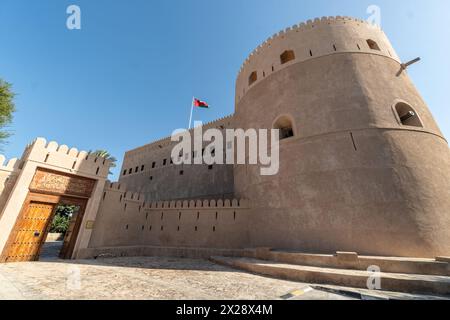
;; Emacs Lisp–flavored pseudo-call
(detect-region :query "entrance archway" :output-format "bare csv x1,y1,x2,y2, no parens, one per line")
0,168,96,263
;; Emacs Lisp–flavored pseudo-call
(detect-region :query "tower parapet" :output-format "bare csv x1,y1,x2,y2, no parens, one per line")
236,16,399,104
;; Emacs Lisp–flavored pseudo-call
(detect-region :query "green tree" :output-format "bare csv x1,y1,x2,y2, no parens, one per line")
0,79,16,145
90,150,117,175
49,205,76,234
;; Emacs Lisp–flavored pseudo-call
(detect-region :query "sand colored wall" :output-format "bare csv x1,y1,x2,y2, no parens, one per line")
235,16,399,103
0,138,112,258
234,17,450,257
119,116,235,201
86,182,250,251
0,157,22,218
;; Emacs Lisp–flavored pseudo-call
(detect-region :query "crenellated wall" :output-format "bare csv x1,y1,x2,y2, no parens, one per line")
0,138,112,259
119,115,235,201
0,156,22,218
236,16,399,104
86,181,250,251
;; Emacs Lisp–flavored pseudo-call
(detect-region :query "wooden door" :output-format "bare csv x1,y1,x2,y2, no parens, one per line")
1,201,56,262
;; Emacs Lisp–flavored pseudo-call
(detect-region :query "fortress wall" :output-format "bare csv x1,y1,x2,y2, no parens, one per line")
0,157,21,218
86,182,250,251
0,138,113,258
233,17,450,257
236,16,399,104
118,115,235,201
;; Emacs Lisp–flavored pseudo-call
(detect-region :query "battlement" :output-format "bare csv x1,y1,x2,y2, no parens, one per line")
125,114,234,157
102,181,246,210
235,16,400,103
105,181,125,191
238,16,377,74
23,137,112,178
0,156,21,172
145,198,248,210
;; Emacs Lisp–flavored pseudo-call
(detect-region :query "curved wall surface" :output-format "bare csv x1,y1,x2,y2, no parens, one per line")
234,16,450,257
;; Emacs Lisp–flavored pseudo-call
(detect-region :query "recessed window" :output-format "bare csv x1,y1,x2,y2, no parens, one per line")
274,115,295,140
208,165,213,170
123,170,127,176
280,50,295,64
152,162,156,168
248,71,257,86
149,176,153,181
163,159,167,166
367,39,381,51
141,165,145,171
179,170,184,175
395,102,423,127
135,167,139,173
128,168,132,174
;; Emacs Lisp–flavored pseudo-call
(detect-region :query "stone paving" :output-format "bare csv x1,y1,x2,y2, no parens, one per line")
0,242,445,300
0,253,333,300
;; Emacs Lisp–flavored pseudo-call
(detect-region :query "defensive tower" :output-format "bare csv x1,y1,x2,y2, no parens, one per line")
234,16,450,257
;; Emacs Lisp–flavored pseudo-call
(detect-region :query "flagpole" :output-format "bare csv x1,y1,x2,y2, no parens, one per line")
188,96,194,129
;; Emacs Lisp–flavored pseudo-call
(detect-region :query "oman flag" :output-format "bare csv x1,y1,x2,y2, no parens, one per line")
193,98,209,108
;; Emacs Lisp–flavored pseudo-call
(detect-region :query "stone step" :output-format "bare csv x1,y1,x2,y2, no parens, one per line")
254,249,450,277
211,256,450,296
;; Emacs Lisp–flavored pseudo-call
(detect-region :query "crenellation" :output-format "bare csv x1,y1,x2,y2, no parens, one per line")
235,16,398,102
140,197,246,210
0,156,21,172
68,148,79,157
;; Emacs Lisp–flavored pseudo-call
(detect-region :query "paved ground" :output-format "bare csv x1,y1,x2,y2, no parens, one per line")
0,242,353,300
0,242,445,300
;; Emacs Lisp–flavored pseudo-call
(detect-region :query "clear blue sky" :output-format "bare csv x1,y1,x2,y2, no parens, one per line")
1,0,449,179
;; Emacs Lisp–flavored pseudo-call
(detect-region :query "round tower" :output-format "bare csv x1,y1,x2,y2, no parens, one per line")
234,16,450,257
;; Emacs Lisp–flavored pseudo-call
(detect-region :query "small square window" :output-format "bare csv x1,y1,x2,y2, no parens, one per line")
208,165,213,170
248,71,258,86
180,170,184,175
280,50,296,64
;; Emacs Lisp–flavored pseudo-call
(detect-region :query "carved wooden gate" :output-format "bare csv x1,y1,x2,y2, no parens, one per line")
1,201,56,262
0,168,95,263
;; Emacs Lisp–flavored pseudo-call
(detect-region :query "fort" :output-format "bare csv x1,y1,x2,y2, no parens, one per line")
1,16,450,266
